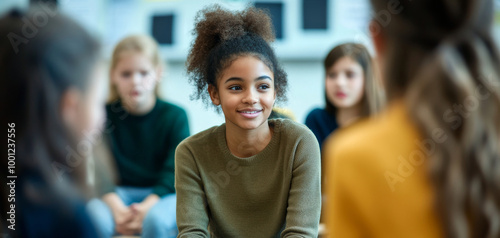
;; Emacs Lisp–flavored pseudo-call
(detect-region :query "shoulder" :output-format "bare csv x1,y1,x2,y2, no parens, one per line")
177,124,220,152
324,102,421,180
276,119,316,140
274,119,320,153
305,108,335,126
156,99,187,115
105,100,124,115
305,108,326,120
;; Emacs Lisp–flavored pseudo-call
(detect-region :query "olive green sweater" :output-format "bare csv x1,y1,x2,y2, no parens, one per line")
175,119,321,237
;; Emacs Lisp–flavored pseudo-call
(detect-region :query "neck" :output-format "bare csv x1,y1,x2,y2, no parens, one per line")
337,104,362,127
225,120,273,158
123,96,156,115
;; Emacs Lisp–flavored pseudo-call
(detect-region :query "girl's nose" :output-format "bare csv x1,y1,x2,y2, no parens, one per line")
132,72,141,85
242,88,258,104
336,75,347,86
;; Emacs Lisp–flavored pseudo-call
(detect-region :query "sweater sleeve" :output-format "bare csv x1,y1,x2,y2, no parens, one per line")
175,141,210,238
152,108,190,196
281,130,322,237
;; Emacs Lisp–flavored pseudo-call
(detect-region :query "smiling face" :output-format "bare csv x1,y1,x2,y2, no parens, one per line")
111,51,159,113
209,55,276,131
325,56,365,109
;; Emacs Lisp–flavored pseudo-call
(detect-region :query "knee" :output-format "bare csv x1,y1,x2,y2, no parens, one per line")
143,208,172,229
142,203,177,237
86,199,114,237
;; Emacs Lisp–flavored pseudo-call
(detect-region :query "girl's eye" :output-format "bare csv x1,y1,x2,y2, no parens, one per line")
346,71,355,79
229,85,242,91
140,70,149,77
328,73,337,79
121,71,131,78
258,84,270,90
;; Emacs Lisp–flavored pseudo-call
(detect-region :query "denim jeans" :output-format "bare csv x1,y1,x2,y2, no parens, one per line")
86,186,177,238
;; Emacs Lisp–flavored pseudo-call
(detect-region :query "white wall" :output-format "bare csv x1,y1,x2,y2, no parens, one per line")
4,0,500,135
56,0,364,134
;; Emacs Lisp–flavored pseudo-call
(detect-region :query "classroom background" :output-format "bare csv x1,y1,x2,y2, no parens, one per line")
3,0,500,134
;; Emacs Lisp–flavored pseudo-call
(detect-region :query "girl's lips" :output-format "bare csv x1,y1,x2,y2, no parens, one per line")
131,91,140,97
238,109,263,119
335,92,347,98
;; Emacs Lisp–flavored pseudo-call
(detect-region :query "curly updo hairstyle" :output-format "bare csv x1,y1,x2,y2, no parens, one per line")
186,4,288,108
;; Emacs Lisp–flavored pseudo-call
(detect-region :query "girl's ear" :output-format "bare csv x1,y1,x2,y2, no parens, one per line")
110,69,118,85
155,66,163,83
60,88,81,133
371,19,386,59
208,84,220,106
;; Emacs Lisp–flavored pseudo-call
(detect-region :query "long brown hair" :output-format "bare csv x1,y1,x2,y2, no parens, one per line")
323,43,385,117
370,0,500,237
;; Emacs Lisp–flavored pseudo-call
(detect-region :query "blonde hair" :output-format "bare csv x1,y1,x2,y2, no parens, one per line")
108,34,164,103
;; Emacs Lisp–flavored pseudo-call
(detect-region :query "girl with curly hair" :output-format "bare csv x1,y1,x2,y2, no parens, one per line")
175,5,321,237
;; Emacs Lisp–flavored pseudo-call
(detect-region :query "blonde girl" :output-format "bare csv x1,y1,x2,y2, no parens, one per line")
87,35,189,238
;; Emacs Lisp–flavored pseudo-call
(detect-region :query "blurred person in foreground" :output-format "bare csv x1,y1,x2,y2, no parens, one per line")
0,6,106,238
325,0,500,237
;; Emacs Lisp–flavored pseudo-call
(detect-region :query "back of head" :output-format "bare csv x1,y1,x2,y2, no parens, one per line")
370,0,500,237
186,4,288,108
0,6,100,205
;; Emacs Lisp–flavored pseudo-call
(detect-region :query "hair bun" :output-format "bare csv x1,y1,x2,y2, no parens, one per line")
188,5,275,69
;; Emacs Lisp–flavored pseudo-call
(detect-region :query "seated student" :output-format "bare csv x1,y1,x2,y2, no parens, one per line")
325,0,500,237
305,43,384,150
87,35,189,238
305,43,384,223
175,5,321,237
0,7,105,238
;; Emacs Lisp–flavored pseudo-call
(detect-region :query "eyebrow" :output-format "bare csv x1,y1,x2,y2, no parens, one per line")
224,76,272,84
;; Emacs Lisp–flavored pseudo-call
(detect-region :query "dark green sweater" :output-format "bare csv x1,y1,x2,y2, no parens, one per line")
105,99,189,196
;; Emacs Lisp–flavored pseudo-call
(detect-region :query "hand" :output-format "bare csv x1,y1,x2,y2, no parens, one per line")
120,194,160,234
114,206,137,235
102,193,135,235
122,203,146,234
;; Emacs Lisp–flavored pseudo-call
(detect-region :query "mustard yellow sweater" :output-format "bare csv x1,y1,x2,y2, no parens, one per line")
324,101,444,238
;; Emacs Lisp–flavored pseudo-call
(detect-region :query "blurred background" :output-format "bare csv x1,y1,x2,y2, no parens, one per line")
2,0,500,134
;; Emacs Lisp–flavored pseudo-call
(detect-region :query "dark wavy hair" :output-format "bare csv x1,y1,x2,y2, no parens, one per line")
370,0,500,237
186,4,288,108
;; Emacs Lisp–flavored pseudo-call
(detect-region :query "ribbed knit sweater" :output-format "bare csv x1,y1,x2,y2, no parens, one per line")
175,119,321,237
